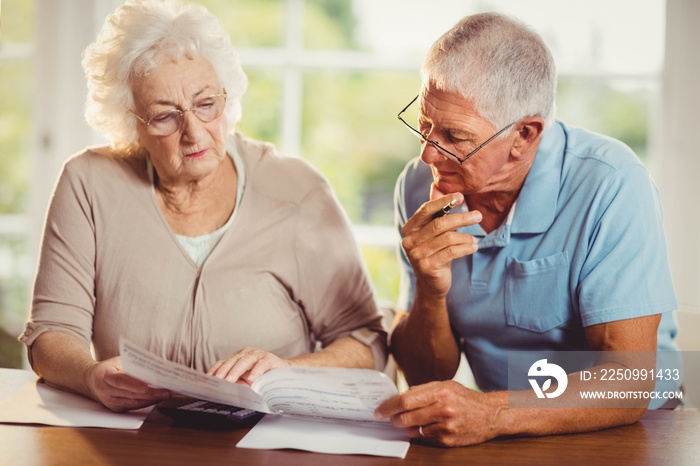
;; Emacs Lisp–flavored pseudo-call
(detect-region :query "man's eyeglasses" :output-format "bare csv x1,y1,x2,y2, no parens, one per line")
397,95,514,164
132,91,227,137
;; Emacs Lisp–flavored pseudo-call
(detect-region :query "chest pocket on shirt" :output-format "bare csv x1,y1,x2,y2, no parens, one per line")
505,252,570,333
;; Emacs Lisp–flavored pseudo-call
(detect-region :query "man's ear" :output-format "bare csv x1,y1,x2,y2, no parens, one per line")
511,117,545,157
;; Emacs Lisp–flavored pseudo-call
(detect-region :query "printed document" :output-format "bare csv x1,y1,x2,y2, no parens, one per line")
120,337,398,422
120,337,410,457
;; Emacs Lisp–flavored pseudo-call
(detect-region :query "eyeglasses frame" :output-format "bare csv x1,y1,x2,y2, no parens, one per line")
131,90,228,136
397,94,514,164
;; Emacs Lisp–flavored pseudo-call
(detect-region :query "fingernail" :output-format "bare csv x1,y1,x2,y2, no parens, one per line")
472,211,483,222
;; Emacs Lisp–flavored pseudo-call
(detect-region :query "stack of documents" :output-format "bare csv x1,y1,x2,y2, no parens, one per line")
120,338,410,458
0,340,411,459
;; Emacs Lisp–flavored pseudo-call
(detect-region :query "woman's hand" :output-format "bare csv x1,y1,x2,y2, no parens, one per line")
207,348,290,385
84,356,171,412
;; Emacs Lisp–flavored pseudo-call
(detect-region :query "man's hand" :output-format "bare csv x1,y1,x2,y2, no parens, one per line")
374,380,503,447
207,347,290,386
84,356,171,412
401,193,481,297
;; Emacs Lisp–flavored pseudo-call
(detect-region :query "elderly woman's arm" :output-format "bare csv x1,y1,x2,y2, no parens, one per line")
30,331,171,412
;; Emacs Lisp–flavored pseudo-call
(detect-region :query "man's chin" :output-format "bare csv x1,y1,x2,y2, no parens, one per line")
431,182,463,201
430,183,447,201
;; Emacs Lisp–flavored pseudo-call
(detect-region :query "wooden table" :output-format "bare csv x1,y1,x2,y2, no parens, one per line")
0,408,697,466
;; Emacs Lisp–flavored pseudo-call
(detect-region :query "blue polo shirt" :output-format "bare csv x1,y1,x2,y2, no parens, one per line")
395,121,679,402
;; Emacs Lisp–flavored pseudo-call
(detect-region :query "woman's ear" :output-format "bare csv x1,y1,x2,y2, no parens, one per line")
511,117,545,157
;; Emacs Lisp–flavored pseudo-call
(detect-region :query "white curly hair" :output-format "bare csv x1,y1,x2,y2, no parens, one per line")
82,0,248,153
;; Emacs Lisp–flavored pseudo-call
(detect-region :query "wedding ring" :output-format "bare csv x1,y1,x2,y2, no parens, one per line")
418,426,425,437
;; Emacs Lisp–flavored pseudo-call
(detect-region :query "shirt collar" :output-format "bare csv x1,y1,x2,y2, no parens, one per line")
456,199,515,247
459,123,564,248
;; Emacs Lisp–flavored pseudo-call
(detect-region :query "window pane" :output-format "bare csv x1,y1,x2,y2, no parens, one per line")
557,78,657,159
301,71,420,226
0,57,33,368
195,0,286,48
0,232,30,368
0,0,35,43
1,0,35,367
488,0,666,75
360,245,400,306
0,59,32,214
302,71,420,303
304,0,358,50
237,68,283,146
325,0,475,57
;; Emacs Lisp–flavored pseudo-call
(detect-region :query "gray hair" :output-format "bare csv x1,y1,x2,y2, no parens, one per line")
82,0,248,153
421,12,556,131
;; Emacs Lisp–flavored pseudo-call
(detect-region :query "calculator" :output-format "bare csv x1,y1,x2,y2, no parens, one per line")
156,397,263,428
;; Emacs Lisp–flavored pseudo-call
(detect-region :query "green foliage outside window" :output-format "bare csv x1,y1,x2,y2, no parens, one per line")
196,0,286,47
304,0,358,50
237,68,283,147
557,77,652,159
0,0,36,366
0,59,32,215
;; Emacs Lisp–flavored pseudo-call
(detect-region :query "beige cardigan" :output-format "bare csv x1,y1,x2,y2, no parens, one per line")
21,133,387,372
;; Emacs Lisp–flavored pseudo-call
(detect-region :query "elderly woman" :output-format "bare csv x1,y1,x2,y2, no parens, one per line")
19,0,386,412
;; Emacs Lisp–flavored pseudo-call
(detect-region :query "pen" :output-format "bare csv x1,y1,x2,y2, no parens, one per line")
432,199,457,219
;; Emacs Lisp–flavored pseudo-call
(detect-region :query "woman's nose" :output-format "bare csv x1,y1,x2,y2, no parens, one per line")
180,111,205,140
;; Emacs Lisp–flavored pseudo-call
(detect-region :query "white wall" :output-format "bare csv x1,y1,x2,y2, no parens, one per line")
657,0,700,347
656,0,700,407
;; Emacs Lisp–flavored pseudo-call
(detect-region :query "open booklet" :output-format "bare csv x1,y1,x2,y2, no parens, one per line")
119,337,399,423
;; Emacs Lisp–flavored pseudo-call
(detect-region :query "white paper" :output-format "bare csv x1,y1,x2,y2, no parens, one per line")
120,337,411,457
237,415,410,458
120,337,399,422
251,365,399,422
0,375,151,429
120,337,268,412
0,368,37,404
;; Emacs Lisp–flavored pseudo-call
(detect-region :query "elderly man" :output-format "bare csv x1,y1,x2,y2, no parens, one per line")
375,12,679,446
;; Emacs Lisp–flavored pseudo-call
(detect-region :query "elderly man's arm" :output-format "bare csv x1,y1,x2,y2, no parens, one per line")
390,193,482,385
389,299,461,385
375,314,661,447
492,314,660,438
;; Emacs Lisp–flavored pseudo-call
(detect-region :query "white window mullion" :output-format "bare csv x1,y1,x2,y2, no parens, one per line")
279,0,305,156
30,1,106,260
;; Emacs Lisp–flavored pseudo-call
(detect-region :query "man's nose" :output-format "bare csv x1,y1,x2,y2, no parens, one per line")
420,139,450,164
